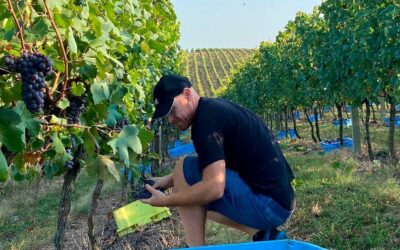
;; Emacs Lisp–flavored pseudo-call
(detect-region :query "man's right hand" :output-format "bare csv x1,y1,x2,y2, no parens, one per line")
151,173,173,189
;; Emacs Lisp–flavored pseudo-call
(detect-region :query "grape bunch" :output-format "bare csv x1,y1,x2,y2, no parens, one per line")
110,117,129,131
3,53,53,113
132,179,165,200
64,148,74,170
132,187,152,200
67,94,87,124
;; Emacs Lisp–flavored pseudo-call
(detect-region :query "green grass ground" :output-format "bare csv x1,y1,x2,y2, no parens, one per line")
1,112,400,249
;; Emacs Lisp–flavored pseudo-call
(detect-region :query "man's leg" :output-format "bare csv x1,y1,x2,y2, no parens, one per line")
207,211,259,236
173,158,206,247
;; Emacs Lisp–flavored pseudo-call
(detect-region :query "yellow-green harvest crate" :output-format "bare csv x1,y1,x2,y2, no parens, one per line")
113,200,171,236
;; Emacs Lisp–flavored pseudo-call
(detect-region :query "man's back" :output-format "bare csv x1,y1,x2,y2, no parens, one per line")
191,97,295,210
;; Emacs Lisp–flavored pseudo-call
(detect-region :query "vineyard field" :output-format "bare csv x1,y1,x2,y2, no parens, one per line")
184,49,253,97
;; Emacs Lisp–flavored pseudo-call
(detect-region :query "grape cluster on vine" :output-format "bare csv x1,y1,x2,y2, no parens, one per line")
64,148,74,170
4,52,53,113
110,117,129,131
67,94,87,124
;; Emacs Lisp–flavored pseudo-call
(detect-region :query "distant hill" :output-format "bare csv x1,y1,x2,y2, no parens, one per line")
183,49,253,97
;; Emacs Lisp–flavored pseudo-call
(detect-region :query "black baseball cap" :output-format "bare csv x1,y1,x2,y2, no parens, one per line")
152,74,192,120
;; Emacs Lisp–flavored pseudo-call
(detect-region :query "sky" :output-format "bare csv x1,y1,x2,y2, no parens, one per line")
171,0,322,49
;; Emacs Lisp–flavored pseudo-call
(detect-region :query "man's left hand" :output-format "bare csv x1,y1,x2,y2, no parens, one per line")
140,184,168,207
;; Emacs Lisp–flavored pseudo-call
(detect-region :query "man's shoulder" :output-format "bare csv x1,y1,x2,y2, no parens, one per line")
198,97,237,111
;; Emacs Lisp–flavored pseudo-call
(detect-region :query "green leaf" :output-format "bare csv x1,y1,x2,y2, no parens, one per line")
53,12,72,29
101,156,120,182
106,104,123,127
79,63,97,79
58,98,70,110
138,128,154,152
0,149,9,182
107,125,142,167
53,60,65,72
85,155,120,182
51,133,72,164
24,18,50,42
14,102,41,142
0,107,24,152
0,81,22,103
38,0,68,12
82,128,99,156
13,153,26,175
90,81,110,104
11,166,25,182
71,82,86,96
110,85,128,104
68,27,78,54
43,163,64,179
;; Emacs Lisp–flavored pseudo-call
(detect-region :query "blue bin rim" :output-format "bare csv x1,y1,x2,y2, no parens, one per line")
173,239,326,250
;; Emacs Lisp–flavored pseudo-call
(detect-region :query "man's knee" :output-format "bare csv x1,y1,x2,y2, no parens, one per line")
173,158,187,191
173,158,184,179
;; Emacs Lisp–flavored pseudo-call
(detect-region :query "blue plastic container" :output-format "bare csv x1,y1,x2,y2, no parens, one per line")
384,116,400,127
332,119,352,127
288,128,297,139
322,106,330,113
320,140,340,153
308,114,321,123
167,140,183,150
276,130,287,140
138,164,152,176
293,111,301,120
320,137,353,153
120,168,134,182
168,142,196,159
173,240,326,250
343,137,353,147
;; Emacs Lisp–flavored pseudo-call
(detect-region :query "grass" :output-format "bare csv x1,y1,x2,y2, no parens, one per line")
0,171,120,249
1,111,400,249
285,152,400,249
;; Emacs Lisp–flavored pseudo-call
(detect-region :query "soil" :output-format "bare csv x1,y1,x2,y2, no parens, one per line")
42,193,185,250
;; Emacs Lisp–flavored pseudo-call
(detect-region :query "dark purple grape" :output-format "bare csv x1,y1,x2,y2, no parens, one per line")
109,117,129,131
64,148,75,170
3,52,53,113
132,188,152,200
66,94,87,124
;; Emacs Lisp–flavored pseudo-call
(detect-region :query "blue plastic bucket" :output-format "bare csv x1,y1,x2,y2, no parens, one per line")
288,128,297,139
308,114,320,123
168,142,196,159
173,240,326,250
276,131,287,140
320,137,353,153
384,116,400,127
293,111,301,120
332,119,352,127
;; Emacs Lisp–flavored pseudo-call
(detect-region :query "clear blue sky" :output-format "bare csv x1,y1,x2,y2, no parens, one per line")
171,0,322,49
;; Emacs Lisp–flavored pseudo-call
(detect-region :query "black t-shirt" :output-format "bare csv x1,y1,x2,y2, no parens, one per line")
191,97,295,210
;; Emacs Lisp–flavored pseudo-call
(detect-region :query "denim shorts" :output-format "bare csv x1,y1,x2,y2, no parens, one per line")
183,156,294,231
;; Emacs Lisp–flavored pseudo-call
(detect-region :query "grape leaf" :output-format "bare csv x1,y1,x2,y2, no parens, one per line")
86,155,120,181
107,125,142,167
91,81,110,104
0,107,24,152
0,149,9,182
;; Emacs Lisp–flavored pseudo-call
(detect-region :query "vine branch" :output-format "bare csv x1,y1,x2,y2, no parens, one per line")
7,0,26,51
43,0,69,102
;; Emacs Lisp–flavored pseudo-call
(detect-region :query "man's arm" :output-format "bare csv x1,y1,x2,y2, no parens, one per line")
141,160,226,207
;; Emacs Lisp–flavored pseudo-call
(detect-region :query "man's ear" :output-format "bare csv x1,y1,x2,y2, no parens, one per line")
183,87,191,99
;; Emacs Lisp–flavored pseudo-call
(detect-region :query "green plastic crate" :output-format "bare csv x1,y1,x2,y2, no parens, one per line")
113,200,171,236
